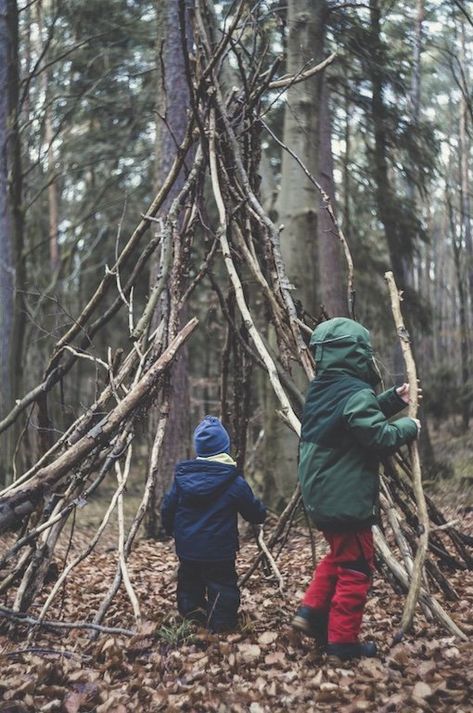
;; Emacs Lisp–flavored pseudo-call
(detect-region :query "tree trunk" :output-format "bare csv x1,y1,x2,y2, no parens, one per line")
0,0,15,434
0,0,25,486
317,75,347,317
369,0,408,294
145,0,193,538
264,0,327,505
35,0,60,271
459,21,473,337
456,65,471,429
277,0,327,315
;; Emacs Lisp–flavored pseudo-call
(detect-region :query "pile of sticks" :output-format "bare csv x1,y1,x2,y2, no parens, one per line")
0,0,470,641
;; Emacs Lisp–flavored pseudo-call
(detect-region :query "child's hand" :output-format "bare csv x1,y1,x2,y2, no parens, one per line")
396,381,423,404
396,383,409,403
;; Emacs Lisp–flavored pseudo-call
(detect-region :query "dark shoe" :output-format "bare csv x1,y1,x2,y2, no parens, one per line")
292,606,328,646
185,607,207,625
326,641,377,664
209,621,237,633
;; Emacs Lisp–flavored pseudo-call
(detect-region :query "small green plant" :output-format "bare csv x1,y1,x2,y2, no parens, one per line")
156,617,197,647
238,611,255,635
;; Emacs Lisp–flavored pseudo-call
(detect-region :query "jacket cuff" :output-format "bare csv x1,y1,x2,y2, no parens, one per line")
394,416,418,441
378,386,407,418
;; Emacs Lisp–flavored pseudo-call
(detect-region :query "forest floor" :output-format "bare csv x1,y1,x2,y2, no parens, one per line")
1,499,473,713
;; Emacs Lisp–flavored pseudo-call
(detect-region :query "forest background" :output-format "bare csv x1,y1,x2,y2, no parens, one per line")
1,1,473,711
1,0,473,522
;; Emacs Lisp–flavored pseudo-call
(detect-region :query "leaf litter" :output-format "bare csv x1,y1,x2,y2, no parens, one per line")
0,511,472,712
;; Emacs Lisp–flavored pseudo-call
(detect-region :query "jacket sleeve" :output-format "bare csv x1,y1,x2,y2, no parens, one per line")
234,477,266,524
161,480,178,535
344,388,418,454
376,386,407,418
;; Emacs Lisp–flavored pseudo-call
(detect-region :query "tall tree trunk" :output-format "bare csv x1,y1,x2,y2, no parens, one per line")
277,0,327,315
145,0,193,538
317,76,347,317
264,0,327,504
342,84,352,248
409,0,424,290
369,0,437,467
0,0,15,429
33,0,59,458
0,0,25,485
369,0,408,295
36,0,60,271
459,21,473,335
456,29,471,429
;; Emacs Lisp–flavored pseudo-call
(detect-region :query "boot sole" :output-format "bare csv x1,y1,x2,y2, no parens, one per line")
327,654,347,666
292,615,316,636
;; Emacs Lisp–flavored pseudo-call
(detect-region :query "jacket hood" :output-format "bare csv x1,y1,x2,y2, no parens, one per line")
309,318,380,386
175,459,237,502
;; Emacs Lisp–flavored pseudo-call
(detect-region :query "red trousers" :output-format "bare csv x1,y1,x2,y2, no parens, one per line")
302,528,374,644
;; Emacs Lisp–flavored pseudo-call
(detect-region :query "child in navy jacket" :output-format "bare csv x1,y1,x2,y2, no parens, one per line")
161,416,266,632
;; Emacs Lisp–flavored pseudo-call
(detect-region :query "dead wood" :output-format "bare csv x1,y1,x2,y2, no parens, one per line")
0,318,198,534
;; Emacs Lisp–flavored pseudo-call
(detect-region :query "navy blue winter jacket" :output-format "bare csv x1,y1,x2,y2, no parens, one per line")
161,459,266,561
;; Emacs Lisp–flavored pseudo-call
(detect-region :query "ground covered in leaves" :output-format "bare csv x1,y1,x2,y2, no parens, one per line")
1,509,473,713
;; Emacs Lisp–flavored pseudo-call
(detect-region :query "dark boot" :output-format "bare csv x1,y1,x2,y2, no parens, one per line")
326,641,377,664
185,607,207,625
292,606,328,646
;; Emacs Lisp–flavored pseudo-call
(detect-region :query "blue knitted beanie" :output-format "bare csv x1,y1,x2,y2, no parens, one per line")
193,416,230,456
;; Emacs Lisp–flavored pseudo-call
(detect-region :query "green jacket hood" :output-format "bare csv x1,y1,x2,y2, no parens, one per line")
310,317,380,386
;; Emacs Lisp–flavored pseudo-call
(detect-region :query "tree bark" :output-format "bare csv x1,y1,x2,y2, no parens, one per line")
264,0,327,505
369,0,408,294
0,0,25,486
145,0,194,538
277,0,327,315
317,75,347,317
0,1,15,433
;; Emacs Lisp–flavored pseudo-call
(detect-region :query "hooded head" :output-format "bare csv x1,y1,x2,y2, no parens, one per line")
309,317,381,386
193,416,230,457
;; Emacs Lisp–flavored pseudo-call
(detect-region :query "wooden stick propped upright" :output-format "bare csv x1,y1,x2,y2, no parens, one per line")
384,270,429,635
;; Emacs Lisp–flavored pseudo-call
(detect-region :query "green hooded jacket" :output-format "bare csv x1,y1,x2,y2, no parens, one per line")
298,318,418,531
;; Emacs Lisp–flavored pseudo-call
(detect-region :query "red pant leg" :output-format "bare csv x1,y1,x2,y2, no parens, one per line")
302,535,337,611
327,529,374,644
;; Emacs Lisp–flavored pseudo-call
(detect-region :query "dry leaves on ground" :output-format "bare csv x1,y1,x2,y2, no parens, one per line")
0,511,472,712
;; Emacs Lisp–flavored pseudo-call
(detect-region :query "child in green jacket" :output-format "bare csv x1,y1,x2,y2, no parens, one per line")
292,318,420,662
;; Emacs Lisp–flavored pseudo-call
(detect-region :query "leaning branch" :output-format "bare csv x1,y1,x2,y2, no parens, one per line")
0,318,199,534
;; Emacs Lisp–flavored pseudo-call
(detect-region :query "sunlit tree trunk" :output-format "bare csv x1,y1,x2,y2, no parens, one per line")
264,0,327,503
277,0,326,315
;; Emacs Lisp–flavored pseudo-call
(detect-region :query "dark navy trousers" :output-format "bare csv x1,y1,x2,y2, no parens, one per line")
177,558,240,632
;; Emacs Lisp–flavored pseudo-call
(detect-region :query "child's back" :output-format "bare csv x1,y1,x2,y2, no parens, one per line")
163,456,265,561
162,416,266,631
